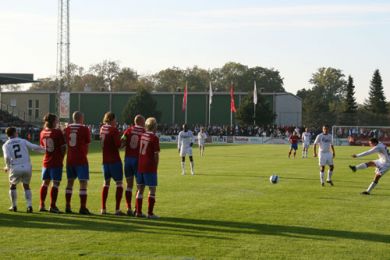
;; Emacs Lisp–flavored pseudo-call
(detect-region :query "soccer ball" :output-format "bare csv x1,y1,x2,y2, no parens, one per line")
269,175,279,184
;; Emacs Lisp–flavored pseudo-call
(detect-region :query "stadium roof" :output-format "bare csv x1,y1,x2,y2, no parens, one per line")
0,73,37,85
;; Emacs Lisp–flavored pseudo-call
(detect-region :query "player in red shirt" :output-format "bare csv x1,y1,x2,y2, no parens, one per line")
121,115,145,216
135,117,160,219
100,112,124,215
39,113,66,213
64,111,91,214
288,131,299,159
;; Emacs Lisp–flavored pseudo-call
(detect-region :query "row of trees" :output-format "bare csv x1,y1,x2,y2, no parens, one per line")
4,60,388,127
26,61,285,93
298,68,389,126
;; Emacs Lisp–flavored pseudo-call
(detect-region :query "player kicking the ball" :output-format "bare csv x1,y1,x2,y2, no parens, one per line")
178,124,194,175
313,125,335,186
2,127,45,212
135,117,160,219
121,114,145,216
349,137,390,195
100,112,125,215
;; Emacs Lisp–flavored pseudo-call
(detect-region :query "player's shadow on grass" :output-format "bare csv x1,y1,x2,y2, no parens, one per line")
1,213,389,244
144,217,390,244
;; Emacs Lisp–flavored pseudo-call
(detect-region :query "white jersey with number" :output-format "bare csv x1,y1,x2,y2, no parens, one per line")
197,132,207,146
178,130,194,156
2,137,43,169
302,132,311,144
314,133,333,153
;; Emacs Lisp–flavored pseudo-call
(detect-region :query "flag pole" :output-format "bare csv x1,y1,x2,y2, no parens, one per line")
185,81,188,124
253,80,256,126
208,82,212,126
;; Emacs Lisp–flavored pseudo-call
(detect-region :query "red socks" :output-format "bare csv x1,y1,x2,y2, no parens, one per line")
148,195,156,215
50,185,59,208
65,188,72,209
101,185,109,210
125,188,132,210
115,185,123,211
40,185,48,208
80,189,87,209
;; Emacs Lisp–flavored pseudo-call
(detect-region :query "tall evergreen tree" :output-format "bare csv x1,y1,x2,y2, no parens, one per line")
367,69,388,114
345,75,358,113
121,88,161,124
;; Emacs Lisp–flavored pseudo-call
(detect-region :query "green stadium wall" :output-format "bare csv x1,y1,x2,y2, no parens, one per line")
1,91,301,126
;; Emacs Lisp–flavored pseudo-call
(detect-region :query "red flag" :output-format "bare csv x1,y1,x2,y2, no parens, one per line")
230,85,237,112
182,83,187,111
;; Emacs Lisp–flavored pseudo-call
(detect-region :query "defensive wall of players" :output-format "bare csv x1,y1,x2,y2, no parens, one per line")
0,91,301,127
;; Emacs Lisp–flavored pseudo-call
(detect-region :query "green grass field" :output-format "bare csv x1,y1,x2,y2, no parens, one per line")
0,142,389,259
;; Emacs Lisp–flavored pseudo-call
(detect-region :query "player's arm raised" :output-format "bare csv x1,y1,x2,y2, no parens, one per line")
25,140,45,153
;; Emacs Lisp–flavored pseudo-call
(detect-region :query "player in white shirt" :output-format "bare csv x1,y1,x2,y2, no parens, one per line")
2,127,45,212
197,127,207,157
349,137,390,195
301,128,311,158
313,125,336,186
178,124,194,175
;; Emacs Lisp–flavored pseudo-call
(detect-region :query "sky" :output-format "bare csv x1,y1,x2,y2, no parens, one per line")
1,0,389,103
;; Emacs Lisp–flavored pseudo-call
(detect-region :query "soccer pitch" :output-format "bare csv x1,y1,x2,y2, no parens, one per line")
1,142,389,259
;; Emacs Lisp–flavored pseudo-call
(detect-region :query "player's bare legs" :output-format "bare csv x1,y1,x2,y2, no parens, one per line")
147,186,158,218
181,157,186,175
125,176,134,216
39,179,51,211
65,178,75,213
22,183,33,213
114,180,124,215
135,184,146,217
288,148,293,158
189,156,195,175
101,179,110,214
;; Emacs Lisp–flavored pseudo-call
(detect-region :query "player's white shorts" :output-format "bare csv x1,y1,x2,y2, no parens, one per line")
198,141,205,147
318,152,333,166
179,147,193,157
9,164,32,185
374,160,390,176
303,142,310,149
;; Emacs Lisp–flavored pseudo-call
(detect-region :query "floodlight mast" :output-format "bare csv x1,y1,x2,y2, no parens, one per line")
56,0,70,117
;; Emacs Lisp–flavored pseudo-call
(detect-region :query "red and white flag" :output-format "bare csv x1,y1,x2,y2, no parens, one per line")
182,83,188,111
230,84,237,113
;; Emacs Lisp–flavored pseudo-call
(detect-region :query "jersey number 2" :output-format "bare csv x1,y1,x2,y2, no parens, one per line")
12,144,22,159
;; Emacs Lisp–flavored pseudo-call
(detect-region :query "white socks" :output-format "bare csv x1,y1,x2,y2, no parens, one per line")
367,182,377,193
25,189,32,207
181,162,185,175
190,161,194,175
327,170,333,181
320,171,324,184
356,163,368,170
